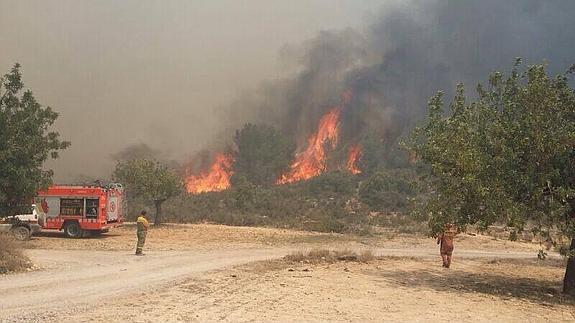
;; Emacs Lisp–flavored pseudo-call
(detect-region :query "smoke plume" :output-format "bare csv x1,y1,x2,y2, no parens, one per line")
3,1,574,181
224,0,575,153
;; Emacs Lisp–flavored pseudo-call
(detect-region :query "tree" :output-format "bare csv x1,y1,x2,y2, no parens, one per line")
232,123,295,185
113,159,183,225
407,60,575,296
230,174,257,212
0,64,70,216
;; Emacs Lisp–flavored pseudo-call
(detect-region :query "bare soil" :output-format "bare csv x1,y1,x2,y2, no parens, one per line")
53,257,575,322
1,224,572,322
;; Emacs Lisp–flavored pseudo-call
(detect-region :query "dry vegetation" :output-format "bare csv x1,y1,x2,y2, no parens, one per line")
0,233,31,274
284,249,375,264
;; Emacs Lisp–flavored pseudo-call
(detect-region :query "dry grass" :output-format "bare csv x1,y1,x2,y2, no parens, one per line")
284,248,374,264
0,233,31,274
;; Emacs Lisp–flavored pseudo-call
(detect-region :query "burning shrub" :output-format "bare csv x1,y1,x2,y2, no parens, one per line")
0,233,31,274
186,153,234,194
278,107,342,184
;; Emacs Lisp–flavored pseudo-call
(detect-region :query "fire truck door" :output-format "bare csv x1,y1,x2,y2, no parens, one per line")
107,196,119,221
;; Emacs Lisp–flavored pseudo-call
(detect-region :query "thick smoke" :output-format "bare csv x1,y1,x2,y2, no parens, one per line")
224,0,575,155
5,1,574,180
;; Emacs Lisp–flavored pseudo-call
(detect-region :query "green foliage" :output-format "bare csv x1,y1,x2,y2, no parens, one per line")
305,171,357,196
359,170,415,212
161,170,424,235
232,123,295,185
113,159,183,224
231,174,258,211
407,61,575,296
406,60,575,240
0,64,70,215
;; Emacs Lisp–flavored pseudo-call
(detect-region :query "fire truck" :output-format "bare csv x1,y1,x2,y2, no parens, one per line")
32,183,125,238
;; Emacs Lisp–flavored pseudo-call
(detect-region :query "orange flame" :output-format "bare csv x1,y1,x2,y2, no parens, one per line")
185,153,234,194
278,107,342,184
347,144,362,174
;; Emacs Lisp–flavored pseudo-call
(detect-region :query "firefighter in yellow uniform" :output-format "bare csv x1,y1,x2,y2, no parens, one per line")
135,210,149,255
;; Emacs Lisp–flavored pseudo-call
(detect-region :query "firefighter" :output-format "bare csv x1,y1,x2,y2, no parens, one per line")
135,210,149,256
437,223,457,268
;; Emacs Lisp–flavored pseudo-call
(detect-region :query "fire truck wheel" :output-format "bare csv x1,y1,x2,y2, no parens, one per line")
64,221,83,238
11,226,31,241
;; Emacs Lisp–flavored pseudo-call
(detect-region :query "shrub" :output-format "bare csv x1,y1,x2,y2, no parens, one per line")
359,170,415,212
305,171,357,196
159,168,426,235
0,233,31,274
284,249,375,263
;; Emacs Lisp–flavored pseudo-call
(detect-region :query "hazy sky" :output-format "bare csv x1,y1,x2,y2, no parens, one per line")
0,0,387,181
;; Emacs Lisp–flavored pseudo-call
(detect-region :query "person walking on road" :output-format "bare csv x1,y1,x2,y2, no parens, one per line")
437,223,457,268
135,210,149,256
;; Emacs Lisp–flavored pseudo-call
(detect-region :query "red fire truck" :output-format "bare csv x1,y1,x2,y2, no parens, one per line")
34,183,125,238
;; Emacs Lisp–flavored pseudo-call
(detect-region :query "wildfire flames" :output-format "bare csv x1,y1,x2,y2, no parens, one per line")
347,144,362,174
185,153,234,194
186,90,362,193
277,107,342,184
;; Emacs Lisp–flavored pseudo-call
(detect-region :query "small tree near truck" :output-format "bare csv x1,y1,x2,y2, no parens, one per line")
113,159,183,225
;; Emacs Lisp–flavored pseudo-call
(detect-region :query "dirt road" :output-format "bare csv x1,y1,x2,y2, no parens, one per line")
0,248,290,319
1,225,571,322
0,245,556,321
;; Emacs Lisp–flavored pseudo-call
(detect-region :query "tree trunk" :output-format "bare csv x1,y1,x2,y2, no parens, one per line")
154,200,163,225
563,238,575,297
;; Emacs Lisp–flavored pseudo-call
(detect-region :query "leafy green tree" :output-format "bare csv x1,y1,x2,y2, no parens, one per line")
113,159,183,225
0,64,70,216
407,60,575,296
232,123,295,185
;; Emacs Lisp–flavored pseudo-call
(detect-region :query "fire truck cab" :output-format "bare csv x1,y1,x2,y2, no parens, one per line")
35,184,125,238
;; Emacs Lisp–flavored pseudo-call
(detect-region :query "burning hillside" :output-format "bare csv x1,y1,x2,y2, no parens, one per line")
185,93,364,193
183,1,575,195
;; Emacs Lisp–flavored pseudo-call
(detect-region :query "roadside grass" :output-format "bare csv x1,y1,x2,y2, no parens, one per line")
284,249,375,264
0,233,32,274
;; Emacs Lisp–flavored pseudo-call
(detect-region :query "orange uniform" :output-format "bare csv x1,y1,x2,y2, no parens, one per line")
437,225,457,268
